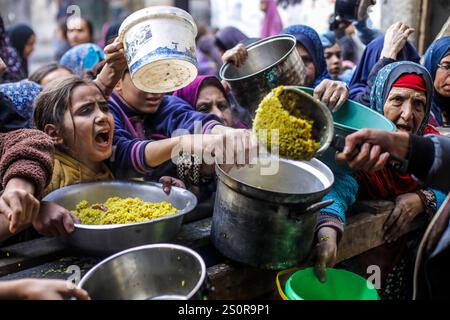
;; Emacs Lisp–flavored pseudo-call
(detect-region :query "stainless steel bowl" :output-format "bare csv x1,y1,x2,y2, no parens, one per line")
43,181,197,256
220,34,306,117
79,244,207,300
280,86,335,158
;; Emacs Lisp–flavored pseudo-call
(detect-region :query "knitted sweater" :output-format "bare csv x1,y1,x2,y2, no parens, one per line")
0,129,54,196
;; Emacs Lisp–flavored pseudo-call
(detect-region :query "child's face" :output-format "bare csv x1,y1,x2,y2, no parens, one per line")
62,85,114,169
116,72,164,114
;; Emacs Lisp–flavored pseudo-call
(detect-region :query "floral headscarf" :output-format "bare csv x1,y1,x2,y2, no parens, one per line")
0,16,26,83
0,80,42,128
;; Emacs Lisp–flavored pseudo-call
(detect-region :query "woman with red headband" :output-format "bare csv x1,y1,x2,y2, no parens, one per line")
316,61,447,300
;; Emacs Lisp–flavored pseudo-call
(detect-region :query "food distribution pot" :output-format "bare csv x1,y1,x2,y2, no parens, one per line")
211,158,334,270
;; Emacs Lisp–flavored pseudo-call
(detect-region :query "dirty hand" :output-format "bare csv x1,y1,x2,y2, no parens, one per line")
33,201,80,237
313,227,338,283
383,193,424,243
381,22,415,60
314,79,349,112
12,279,90,300
335,129,410,172
0,57,6,77
159,176,187,195
222,43,248,68
104,38,128,76
0,178,40,234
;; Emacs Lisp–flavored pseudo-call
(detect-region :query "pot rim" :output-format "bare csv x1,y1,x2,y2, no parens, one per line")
219,34,298,82
78,244,207,300
215,157,334,203
43,181,198,231
118,6,198,41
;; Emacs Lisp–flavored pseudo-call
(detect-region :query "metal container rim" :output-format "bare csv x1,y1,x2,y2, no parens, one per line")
219,34,298,82
43,181,198,231
78,243,207,300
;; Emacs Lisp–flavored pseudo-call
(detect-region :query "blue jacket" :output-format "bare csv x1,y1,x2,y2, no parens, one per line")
108,91,222,179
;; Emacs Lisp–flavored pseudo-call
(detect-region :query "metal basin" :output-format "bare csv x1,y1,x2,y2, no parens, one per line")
79,244,207,300
220,34,306,117
43,181,197,256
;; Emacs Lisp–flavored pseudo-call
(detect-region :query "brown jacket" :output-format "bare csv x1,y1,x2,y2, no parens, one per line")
0,129,54,196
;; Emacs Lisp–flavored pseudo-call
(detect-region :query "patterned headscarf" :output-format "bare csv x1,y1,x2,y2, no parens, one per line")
0,16,26,83
60,43,105,76
0,80,42,128
282,25,331,88
370,61,433,135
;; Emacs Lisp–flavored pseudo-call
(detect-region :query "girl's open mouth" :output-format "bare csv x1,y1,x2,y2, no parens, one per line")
94,130,112,147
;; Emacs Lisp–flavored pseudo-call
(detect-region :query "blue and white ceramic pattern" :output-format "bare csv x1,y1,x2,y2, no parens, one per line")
119,6,198,93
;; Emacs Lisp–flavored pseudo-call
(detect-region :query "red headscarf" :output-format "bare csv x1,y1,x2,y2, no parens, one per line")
357,72,438,200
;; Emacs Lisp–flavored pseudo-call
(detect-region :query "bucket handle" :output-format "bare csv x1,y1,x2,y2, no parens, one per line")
276,267,301,300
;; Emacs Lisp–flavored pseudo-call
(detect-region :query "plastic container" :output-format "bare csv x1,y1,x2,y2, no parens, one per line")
284,268,380,300
119,6,198,93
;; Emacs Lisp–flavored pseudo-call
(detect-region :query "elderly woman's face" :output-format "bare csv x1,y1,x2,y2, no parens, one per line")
296,44,315,87
196,85,233,127
383,87,427,134
435,55,450,98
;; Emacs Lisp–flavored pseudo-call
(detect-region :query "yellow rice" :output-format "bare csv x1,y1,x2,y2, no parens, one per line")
253,86,320,161
72,197,179,225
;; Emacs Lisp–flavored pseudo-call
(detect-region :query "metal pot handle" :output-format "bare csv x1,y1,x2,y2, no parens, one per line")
288,199,334,221
302,199,335,216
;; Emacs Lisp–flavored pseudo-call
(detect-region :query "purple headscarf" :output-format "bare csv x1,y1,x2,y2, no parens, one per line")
0,16,26,83
196,35,223,76
261,0,283,38
215,27,249,52
173,76,228,108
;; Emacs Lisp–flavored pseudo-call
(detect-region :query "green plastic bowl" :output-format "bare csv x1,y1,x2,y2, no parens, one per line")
285,268,380,300
297,87,397,136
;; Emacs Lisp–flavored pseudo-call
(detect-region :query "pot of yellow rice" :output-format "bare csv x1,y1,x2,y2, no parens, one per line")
43,181,197,256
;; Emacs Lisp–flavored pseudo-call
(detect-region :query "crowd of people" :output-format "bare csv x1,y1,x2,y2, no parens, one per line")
0,0,449,300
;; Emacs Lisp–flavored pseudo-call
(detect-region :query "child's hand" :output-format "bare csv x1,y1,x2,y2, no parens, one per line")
312,227,338,283
95,38,128,97
33,201,80,237
104,39,128,77
0,178,40,234
12,279,90,300
159,176,186,195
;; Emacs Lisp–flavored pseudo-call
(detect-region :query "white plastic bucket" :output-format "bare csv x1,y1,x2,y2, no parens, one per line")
118,6,198,93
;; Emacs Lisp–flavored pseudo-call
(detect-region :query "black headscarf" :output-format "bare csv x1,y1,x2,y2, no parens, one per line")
7,24,35,76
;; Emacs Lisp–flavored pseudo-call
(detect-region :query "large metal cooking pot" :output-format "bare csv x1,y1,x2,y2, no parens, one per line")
211,158,334,270
79,244,208,300
219,34,306,117
43,181,197,256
